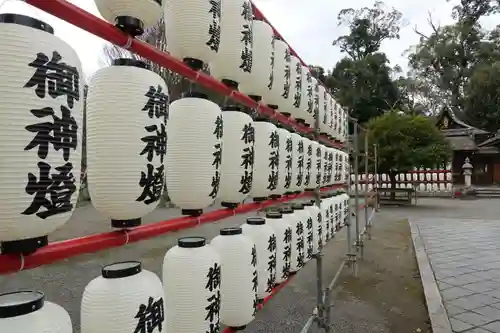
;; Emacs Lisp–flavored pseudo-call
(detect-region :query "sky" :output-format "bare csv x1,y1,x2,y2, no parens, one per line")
1,0,498,78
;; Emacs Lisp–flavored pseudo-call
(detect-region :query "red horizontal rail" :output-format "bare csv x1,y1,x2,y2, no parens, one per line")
222,275,293,333
0,185,344,275
25,0,343,149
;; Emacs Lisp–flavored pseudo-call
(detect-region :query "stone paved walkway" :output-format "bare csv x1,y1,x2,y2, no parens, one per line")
414,217,500,333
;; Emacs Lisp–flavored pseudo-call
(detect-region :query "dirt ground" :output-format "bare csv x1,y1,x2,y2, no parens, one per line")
332,218,431,333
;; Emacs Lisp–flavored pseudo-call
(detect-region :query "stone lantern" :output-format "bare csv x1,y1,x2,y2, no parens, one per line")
462,157,473,188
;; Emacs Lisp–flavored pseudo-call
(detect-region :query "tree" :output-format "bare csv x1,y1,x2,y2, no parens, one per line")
365,111,452,190
463,62,500,132
328,2,405,125
332,1,405,60
310,65,326,85
327,53,401,124
409,1,500,112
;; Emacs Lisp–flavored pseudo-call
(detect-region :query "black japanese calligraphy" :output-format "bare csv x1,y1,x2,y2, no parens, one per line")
268,130,279,191
24,51,80,109
282,49,291,99
205,290,221,322
206,263,221,292
241,123,255,144
240,2,253,73
133,296,164,333
140,123,166,163
296,140,304,187
22,161,76,219
240,146,254,169
306,217,313,259
296,221,305,268
316,147,322,186
317,212,322,249
136,164,164,204
24,106,78,161
267,171,278,191
304,144,312,187
284,137,292,189
268,37,275,90
266,234,277,292
306,72,313,114
282,227,292,279
207,0,221,52
293,63,302,108
213,115,223,140
142,85,169,122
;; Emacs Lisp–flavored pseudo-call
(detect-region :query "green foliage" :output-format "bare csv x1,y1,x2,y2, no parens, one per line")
464,62,500,132
327,53,401,124
332,1,404,60
366,112,452,175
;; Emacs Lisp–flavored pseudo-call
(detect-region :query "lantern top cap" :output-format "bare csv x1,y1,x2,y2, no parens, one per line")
292,203,304,210
280,206,294,214
178,236,206,248
221,105,241,112
102,261,142,279
112,58,149,69
246,217,265,225
0,13,53,34
303,200,315,206
183,91,208,100
220,227,242,236
0,291,44,319
266,211,282,219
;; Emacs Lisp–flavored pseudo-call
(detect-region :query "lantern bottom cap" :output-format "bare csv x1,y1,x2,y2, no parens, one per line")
221,202,239,209
248,95,262,102
0,235,48,255
111,218,141,229
281,112,291,117
227,325,247,331
183,57,204,71
267,104,278,110
305,188,315,192
268,194,281,199
181,209,203,217
115,16,144,37
284,191,294,195
295,118,306,124
252,197,268,202
221,79,239,90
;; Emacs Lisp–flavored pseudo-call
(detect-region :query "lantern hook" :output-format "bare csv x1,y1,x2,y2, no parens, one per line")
18,253,25,272
120,35,133,49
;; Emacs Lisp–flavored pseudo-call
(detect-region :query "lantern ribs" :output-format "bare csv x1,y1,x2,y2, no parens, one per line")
24,0,343,149
0,184,344,275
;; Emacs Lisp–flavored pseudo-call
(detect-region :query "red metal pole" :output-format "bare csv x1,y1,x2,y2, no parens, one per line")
24,0,343,149
0,185,343,274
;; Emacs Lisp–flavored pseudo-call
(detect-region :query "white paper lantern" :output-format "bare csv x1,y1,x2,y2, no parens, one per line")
217,107,254,208
165,0,222,69
328,195,336,236
81,261,165,333
280,206,299,272
288,204,305,271
239,20,273,102
251,119,279,200
262,38,288,109
278,47,292,114
319,89,329,136
87,59,166,228
291,133,305,192
211,227,256,329
315,144,324,189
340,193,350,227
210,0,253,88
282,131,294,195
166,93,222,215
332,195,341,231
328,96,335,138
332,100,339,140
326,148,334,186
301,69,315,127
302,201,316,260
302,138,314,190
0,291,71,332
95,0,161,36
265,210,292,284
284,55,302,118
0,14,83,254
241,217,277,299
307,141,318,191
163,236,222,333
270,127,290,198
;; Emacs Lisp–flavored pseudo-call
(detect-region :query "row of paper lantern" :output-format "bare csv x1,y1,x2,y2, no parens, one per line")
0,194,350,333
0,14,348,255
350,183,453,193
92,0,349,141
353,173,452,182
